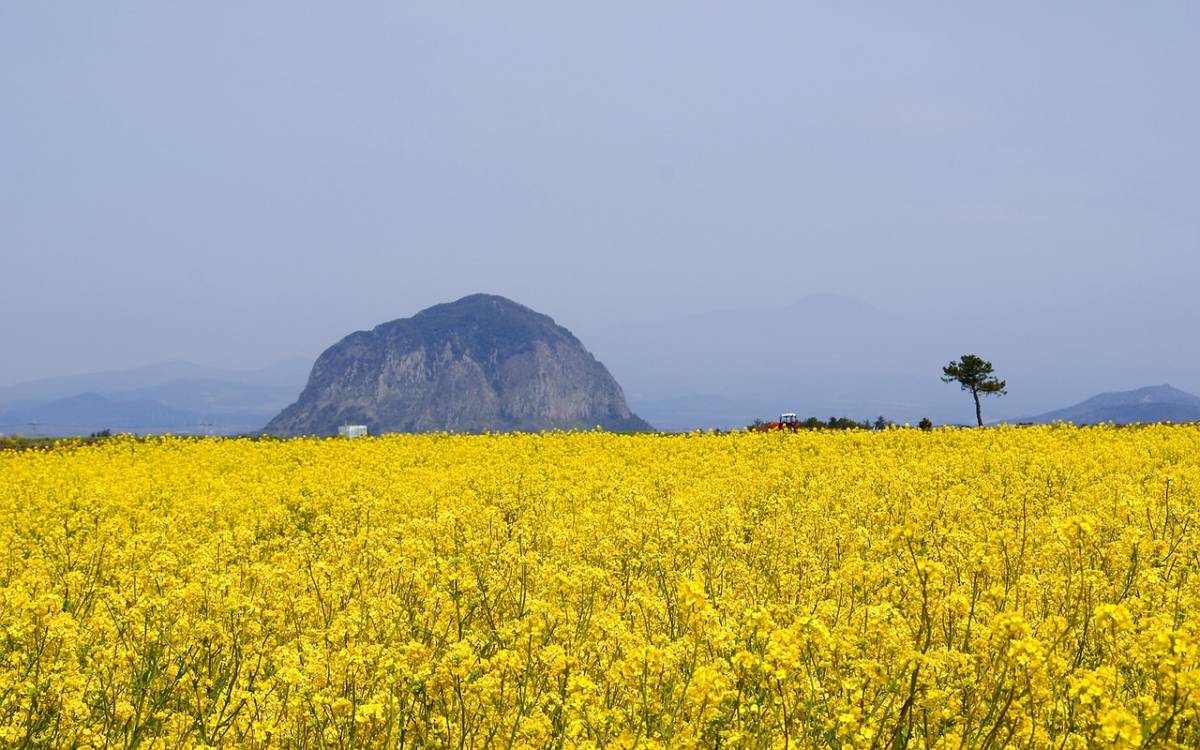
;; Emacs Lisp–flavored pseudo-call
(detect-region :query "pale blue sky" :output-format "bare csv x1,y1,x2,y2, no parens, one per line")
3,3,1197,407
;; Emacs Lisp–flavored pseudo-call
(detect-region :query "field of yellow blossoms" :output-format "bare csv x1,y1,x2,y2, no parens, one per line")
3,427,1200,748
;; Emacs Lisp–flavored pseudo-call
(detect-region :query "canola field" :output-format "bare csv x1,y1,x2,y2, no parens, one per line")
2,427,1200,749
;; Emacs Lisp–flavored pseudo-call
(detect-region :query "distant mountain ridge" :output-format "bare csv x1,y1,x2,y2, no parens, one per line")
0,359,310,402
0,393,197,435
0,360,309,436
1024,384,1200,425
265,294,650,435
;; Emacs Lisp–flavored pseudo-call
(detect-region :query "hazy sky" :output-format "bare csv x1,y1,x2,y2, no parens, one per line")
3,2,1197,388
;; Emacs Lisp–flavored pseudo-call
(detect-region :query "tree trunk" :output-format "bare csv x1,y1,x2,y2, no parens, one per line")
973,389,983,427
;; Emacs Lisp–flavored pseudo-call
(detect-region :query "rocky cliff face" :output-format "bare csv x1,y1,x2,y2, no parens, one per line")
264,295,651,435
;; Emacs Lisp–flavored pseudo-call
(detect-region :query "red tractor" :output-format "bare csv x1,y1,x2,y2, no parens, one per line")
760,412,802,431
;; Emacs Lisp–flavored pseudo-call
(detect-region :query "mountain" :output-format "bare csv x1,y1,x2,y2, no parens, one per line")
0,360,310,436
109,379,301,415
1025,385,1200,425
265,295,651,436
0,393,198,436
0,361,225,403
0,359,310,403
0,391,294,437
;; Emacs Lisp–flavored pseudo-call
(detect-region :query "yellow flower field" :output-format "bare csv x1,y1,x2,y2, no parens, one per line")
2,427,1200,748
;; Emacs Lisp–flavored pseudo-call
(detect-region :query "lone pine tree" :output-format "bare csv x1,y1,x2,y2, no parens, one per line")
942,354,1007,427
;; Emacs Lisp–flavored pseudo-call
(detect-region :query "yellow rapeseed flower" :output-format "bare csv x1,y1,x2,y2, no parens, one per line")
1,426,1199,747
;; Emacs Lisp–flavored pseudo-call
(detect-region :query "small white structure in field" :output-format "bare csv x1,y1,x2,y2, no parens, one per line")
338,424,369,439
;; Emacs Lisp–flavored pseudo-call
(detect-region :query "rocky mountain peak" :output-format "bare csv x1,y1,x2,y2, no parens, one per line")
264,295,651,435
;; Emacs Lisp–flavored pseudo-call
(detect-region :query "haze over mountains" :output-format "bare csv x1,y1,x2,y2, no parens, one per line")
0,360,309,436
588,294,935,429
4,4,1198,435
582,293,1200,430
